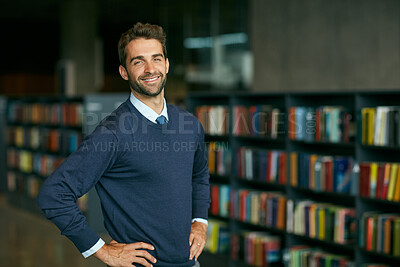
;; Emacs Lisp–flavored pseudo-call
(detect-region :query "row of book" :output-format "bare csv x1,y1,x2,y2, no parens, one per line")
230,189,286,230
7,126,82,155
359,212,400,256
359,162,400,201
286,246,354,267
210,184,230,218
204,219,230,254
7,148,65,177
239,231,281,267
207,142,231,176
7,171,41,198
8,101,83,127
290,152,355,194
195,105,230,135
232,105,284,138
288,106,355,143
236,147,287,185
287,200,356,244
361,106,400,147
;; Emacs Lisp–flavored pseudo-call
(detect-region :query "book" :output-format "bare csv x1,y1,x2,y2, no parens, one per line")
393,166,400,201
369,163,378,198
387,163,398,201
381,163,392,199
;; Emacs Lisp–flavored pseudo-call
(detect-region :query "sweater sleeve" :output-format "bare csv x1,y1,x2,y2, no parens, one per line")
36,125,118,253
191,124,211,219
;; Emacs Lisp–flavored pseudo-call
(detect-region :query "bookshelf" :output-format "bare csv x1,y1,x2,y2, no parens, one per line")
5,96,83,214
0,96,7,193
4,93,128,233
187,91,400,267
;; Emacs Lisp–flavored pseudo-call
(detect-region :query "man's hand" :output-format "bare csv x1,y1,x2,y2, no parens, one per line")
189,221,207,261
94,240,157,267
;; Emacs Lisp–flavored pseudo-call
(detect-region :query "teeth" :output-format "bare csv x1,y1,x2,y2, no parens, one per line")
144,76,159,82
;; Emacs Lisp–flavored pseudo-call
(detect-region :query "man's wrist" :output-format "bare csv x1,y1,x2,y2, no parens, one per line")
192,218,208,226
82,238,105,258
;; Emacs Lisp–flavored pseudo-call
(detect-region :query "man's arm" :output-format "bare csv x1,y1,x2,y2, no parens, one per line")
36,125,118,254
189,125,211,260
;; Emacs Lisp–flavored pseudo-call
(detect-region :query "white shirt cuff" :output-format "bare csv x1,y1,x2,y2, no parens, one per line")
82,238,105,258
192,218,208,226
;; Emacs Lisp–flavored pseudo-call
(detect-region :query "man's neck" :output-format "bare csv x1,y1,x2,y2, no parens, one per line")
131,90,165,115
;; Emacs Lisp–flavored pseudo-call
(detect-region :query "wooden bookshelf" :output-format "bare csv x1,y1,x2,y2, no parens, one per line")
186,91,400,267
4,93,128,234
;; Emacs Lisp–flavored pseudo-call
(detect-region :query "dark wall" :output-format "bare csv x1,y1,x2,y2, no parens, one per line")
0,19,59,74
251,0,400,92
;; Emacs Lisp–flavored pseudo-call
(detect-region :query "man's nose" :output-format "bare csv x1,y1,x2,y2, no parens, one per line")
144,62,156,73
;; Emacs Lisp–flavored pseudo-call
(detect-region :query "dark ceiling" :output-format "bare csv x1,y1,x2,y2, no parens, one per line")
0,0,248,74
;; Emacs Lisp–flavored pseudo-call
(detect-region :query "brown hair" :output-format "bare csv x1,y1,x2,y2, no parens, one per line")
118,22,167,67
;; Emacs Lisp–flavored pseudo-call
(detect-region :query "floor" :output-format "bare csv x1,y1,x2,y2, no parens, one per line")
0,194,109,267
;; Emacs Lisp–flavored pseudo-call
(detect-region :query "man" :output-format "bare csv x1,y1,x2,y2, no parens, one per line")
36,22,210,267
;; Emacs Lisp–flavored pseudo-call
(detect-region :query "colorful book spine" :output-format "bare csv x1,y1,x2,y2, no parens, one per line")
7,126,82,155
204,219,230,254
239,231,281,266
236,147,286,185
195,105,230,135
230,189,286,230
361,106,400,147
286,246,354,267
8,101,82,127
289,106,354,143
359,212,400,257
232,105,284,138
7,148,65,178
359,161,400,202
210,184,231,218
289,200,356,244
290,152,354,194
207,142,231,177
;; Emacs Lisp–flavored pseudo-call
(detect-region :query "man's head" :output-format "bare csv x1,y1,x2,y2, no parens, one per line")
118,22,167,68
118,23,169,97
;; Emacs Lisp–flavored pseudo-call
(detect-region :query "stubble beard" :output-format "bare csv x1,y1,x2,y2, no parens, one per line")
129,73,167,97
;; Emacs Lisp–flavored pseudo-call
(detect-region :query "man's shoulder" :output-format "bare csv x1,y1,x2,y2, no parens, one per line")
98,100,132,133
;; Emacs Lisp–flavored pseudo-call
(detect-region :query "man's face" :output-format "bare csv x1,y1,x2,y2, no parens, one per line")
120,38,169,97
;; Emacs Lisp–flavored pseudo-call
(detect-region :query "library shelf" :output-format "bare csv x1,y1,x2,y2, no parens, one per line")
234,219,287,235
358,248,400,262
359,196,400,207
205,134,230,141
236,178,286,191
187,90,400,267
359,144,400,152
4,93,128,233
289,186,356,204
209,214,231,221
287,232,355,253
210,174,231,183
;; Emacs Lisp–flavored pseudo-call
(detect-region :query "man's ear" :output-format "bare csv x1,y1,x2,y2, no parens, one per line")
119,65,129,81
166,58,170,74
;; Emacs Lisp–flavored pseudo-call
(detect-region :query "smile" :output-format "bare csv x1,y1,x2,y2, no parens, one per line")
142,76,160,82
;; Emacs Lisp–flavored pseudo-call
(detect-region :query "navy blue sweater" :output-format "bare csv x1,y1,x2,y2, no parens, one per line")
36,99,210,266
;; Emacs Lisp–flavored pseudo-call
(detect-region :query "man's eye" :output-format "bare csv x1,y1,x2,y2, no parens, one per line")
134,61,143,65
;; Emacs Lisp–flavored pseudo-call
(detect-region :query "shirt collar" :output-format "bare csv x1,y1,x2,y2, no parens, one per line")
129,92,168,124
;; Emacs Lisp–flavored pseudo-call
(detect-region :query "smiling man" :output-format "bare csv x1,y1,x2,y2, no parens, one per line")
36,22,210,267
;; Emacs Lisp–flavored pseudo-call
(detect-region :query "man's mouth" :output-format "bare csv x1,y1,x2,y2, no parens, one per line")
142,75,160,82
